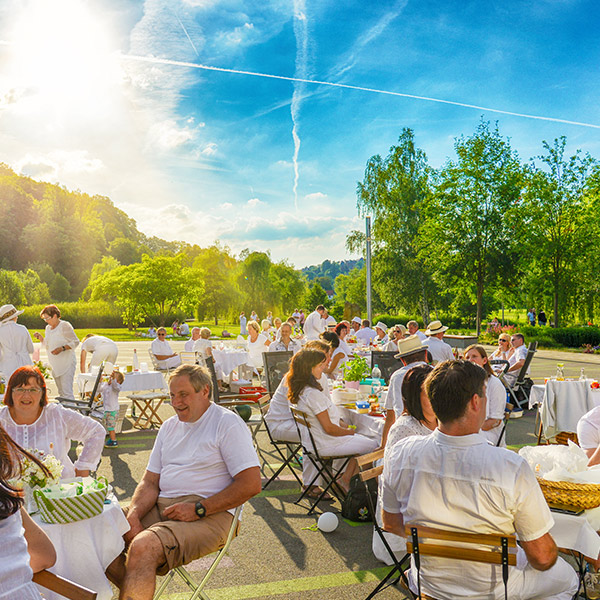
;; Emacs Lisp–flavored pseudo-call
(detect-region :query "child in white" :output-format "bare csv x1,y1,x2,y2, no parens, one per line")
101,370,124,447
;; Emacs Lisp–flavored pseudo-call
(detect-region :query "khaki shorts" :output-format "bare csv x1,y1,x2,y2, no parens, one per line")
126,495,236,575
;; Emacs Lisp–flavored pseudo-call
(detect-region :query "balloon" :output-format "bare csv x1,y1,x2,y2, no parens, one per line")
317,512,339,533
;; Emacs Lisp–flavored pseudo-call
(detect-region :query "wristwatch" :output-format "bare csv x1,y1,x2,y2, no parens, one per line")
195,501,206,518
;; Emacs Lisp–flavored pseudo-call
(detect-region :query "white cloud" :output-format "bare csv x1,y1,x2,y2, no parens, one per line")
247,198,265,207
217,22,256,46
221,202,232,209
146,119,196,152
304,191,327,202
15,150,104,180
201,142,218,156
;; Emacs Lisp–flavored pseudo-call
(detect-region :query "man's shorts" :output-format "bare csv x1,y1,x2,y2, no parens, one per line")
103,410,118,432
128,495,236,575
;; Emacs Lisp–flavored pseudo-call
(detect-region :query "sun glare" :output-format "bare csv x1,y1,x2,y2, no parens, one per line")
8,0,121,118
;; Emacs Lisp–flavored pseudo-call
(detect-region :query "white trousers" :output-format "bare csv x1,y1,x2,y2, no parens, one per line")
157,355,182,370
89,345,118,368
53,363,76,400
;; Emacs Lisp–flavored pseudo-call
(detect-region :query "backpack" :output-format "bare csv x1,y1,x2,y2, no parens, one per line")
341,474,378,522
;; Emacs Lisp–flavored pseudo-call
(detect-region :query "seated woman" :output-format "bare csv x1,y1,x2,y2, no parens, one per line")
334,322,353,357
288,349,378,494
490,333,513,363
464,344,507,447
193,327,214,360
0,366,105,479
247,320,271,371
0,424,56,600
261,319,275,341
383,324,406,352
320,331,345,378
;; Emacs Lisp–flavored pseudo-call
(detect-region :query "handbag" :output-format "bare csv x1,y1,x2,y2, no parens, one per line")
34,477,109,524
341,474,378,522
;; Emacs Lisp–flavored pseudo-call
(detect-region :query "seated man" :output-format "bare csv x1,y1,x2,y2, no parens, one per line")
355,319,377,345
374,322,389,345
424,320,454,363
269,322,301,354
184,327,201,352
406,319,427,341
505,333,528,385
150,327,182,369
107,364,261,600
179,321,190,337
381,360,578,600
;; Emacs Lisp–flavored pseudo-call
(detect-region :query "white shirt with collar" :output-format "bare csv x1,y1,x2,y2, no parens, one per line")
425,335,454,363
384,361,428,415
356,327,376,345
303,311,326,340
269,338,301,354
577,406,600,450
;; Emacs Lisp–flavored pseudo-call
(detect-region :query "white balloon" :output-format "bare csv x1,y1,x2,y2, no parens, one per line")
317,512,339,533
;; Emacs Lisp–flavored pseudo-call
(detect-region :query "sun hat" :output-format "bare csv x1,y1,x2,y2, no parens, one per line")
0,304,24,325
394,335,428,359
351,316,362,325
425,320,449,335
375,321,388,333
394,324,407,336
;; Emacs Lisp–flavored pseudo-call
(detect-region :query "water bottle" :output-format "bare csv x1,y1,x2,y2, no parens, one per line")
371,365,382,397
133,349,140,372
556,363,564,381
580,367,586,381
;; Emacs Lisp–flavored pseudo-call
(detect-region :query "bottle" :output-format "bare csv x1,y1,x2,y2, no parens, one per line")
371,365,382,397
133,349,140,372
580,367,586,381
556,363,564,381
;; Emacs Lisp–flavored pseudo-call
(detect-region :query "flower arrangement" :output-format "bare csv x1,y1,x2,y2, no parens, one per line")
14,448,63,490
33,360,52,380
341,355,370,382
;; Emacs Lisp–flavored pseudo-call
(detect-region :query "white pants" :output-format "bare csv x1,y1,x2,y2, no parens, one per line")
157,355,182,370
89,344,118,368
53,363,76,400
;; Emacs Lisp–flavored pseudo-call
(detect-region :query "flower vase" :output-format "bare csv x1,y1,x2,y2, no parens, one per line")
345,380,360,391
24,485,41,514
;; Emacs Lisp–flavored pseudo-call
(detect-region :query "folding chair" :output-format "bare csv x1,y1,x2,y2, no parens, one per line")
370,351,403,385
33,569,97,599
180,351,201,365
153,504,243,600
147,349,171,374
496,342,538,411
405,523,517,600
356,449,413,600
262,351,293,395
127,391,169,429
58,364,104,417
291,406,357,514
257,394,303,490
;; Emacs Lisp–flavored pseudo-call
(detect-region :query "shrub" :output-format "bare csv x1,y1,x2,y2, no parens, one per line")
21,301,125,329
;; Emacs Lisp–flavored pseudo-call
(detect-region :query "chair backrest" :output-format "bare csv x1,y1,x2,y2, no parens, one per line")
370,351,403,384
555,431,579,446
262,351,293,395
515,341,537,384
357,448,384,483
205,356,221,403
147,349,163,372
87,363,104,407
489,359,510,375
179,351,198,365
33,570,97,600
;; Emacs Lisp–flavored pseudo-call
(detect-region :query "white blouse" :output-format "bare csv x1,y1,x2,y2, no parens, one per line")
385,414,433,452
247,333,269,369
43,320,79,377
0,403,105,478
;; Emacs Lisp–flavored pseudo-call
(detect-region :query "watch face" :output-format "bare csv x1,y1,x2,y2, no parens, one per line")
195,501,206,517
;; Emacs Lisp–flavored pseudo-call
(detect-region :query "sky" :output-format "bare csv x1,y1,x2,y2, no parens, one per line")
0,0,599,268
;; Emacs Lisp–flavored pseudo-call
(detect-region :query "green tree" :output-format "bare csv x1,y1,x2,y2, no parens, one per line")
425,120,523,334
305,281,328,309
237,251,278,316
108,237,142,265
271,261,307,315
0,270,25,305
20,269,50,305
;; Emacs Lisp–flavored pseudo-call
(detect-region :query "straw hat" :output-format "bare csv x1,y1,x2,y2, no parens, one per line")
394,335,428,359
425,320,448,335
394,324,407,336
351,316,362,325
375,321,388,333
0,304,23,325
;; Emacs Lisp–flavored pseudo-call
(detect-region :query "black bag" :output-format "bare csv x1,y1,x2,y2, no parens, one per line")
341,474,378,522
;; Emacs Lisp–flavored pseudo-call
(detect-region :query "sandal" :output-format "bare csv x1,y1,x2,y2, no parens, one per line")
303,486,333,501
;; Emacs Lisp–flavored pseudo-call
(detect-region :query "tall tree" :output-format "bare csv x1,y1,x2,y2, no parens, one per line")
425,120,523,334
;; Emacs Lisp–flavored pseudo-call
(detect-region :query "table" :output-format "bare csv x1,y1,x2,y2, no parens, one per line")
34,495,129,600
337,405,384,441
78,370,167,393
551,511,600,559
212,349,250,377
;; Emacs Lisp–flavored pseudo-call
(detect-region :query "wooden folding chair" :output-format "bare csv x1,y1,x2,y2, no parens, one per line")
33,569,97,599
153,505,243,600
180,351,201,366
257,394,303,489
127,391,169,429
356,449,413,600
291,406,357,514
405,523,517,600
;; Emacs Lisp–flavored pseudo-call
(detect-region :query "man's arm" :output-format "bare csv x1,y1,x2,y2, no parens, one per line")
508,359,525,373
162,466,261,522
382,509,404,537
520,532,558,571
124,470,161,543
584,446,600,467
380,410,396,449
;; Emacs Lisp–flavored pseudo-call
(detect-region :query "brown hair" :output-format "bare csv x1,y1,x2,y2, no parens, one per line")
40,304,60,319
305,340,331,353
401,364,434,422
320,331,340,349
4,366,48,408
334,322,348,337
464,344,495,376
287,349,326,404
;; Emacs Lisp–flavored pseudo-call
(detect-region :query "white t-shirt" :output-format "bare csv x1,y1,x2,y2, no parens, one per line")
193,338,213,358
577,406,600,450
151,338,174,357
384,362,428,415
184,337,198,352
147,403,259,511
81,335,117,354
426,336,454,363
265,374,292,428
356,327,376,345
295,386,341,450
382,430,554,598
100,378,122,412
44,320,79,377
414,330,428,341
179,322,190,336
329,347,347,378
247,333,269,369
509,344,528,367
0,321,33,380
383,339,398,352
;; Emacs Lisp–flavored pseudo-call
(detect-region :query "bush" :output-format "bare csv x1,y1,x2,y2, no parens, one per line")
520,325,600,348
21,301,125,329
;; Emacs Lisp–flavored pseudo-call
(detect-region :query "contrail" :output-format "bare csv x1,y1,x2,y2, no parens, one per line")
175,14,199,56
291,0,309,211
119,53,600,130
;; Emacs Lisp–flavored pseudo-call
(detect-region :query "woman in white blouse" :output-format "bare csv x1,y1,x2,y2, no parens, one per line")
0,304,33,381
288,349,378,493
33,304,79,400
247,320,270,370
0,366,105,479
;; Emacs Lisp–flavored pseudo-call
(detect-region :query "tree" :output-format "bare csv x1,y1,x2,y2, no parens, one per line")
424,120,523,334
237,251,278,317
348,128,436,322
270,261,307,315
520,137,597,326
0,270,25,305
305,281,328,309
108,237,142,265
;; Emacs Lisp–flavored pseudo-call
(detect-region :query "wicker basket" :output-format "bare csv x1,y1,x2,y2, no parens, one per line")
537,477,600,510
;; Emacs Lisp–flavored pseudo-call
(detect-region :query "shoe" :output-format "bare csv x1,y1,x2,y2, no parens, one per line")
585,572,600,599
509,410,524,419
105,439,118,447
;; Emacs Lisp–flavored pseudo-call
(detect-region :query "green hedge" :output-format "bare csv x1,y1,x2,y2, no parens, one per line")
520,325,600,348
373,313,474,332
20,302,125,329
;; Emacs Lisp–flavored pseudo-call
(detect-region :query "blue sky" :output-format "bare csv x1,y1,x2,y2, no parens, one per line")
0,0,598,266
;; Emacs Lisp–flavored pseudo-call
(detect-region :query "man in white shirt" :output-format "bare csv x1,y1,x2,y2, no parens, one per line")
184,327,201,352
505,333,528,385
151,328,182,369
355,320,377,345
80,334,119,372
374,322,389,345
269,323,301,354
179,322,190,336
350,316,362,334
424,320,454,363
381,335,429,447
381,360,578,600
406,320,427,341
323,310,336,329
303,305,327,340
107,364,261,599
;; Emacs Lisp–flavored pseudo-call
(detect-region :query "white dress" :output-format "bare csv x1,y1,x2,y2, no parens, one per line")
43,321,79,378
0,321,33,380
247,333,269,369
0,511,43,600
0,403,105,478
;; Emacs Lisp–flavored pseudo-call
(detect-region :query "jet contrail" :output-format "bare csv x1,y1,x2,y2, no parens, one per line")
119,53,600,130
175,14,199,56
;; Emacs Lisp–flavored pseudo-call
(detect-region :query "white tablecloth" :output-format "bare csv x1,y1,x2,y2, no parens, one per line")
212,349,250,376
551,511,600,559
34,495,129,600
78,370,167,393
337,406,384,441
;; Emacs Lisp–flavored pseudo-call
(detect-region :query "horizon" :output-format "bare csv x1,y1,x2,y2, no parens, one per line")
0,0,598,268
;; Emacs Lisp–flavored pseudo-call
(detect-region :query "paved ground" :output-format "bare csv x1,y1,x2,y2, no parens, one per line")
55,341,600,599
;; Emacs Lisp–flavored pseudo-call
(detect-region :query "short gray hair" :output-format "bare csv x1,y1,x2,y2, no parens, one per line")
170,364,212,394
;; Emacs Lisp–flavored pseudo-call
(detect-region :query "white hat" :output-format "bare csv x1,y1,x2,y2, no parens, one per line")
425,320,449,335
0,304,23,324
375,321,388,333
394,334,428,359
351,316,362,325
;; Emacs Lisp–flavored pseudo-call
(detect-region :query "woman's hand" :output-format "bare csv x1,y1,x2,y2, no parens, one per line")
34,332,43,341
